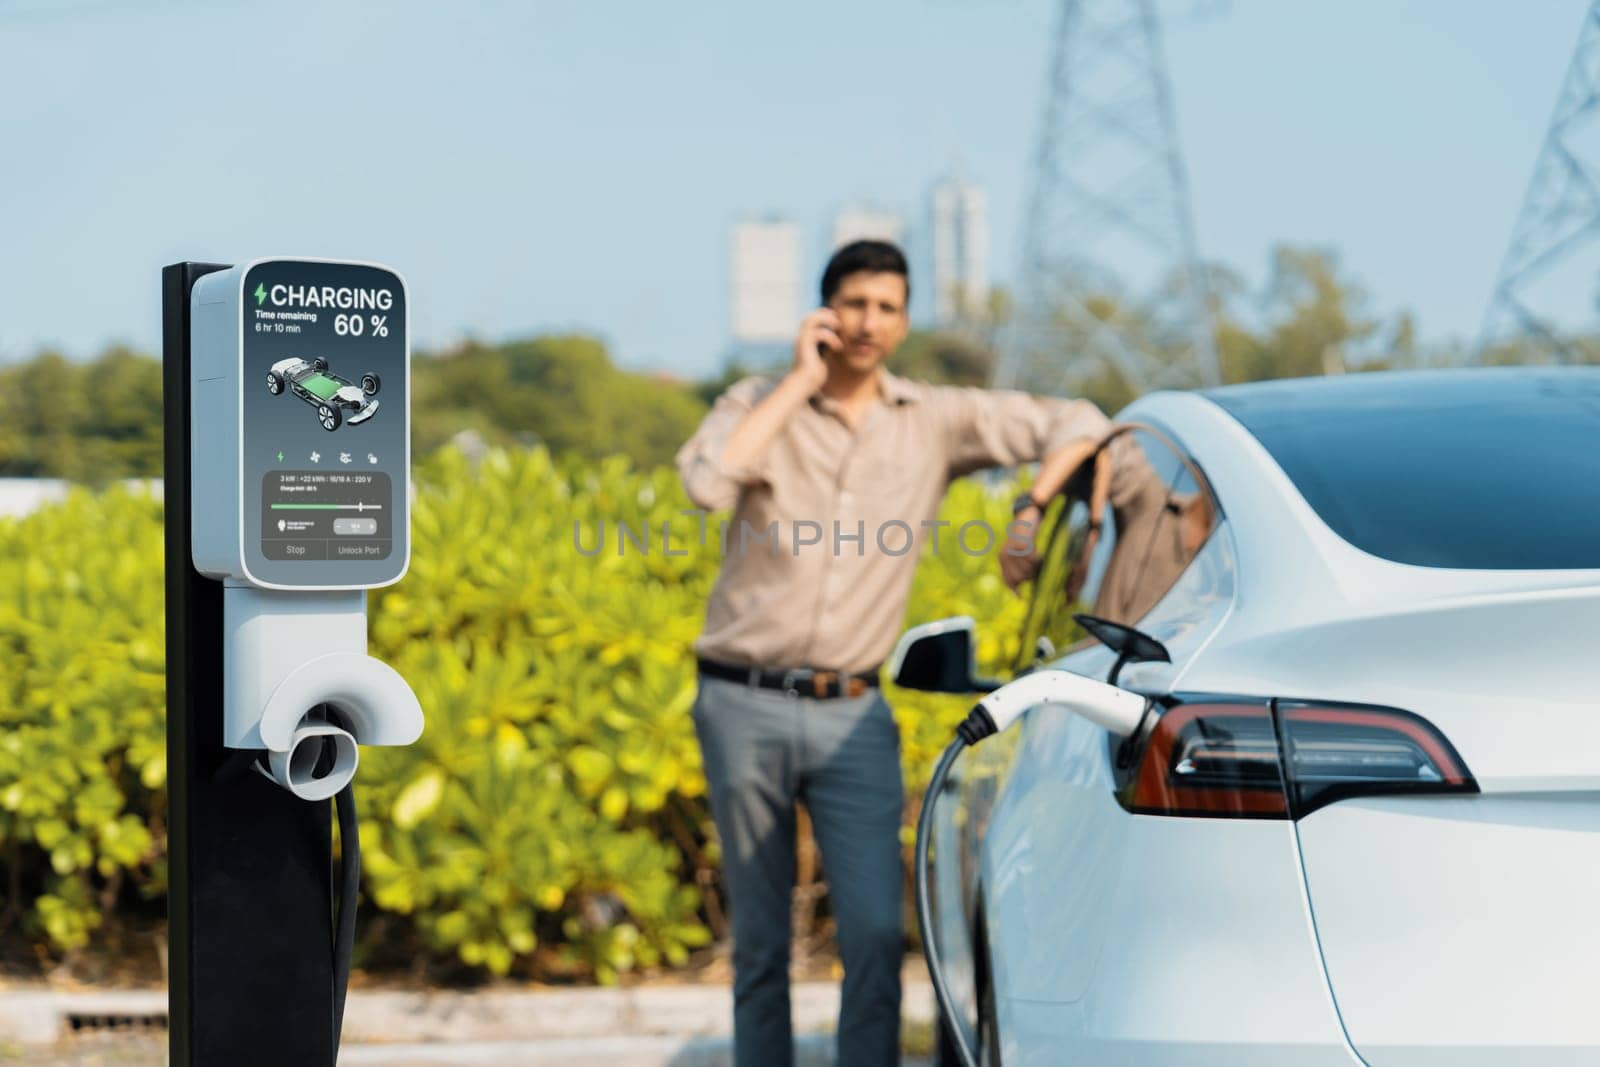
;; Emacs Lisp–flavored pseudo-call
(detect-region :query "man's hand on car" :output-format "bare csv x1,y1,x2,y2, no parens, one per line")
1002,503,1044,591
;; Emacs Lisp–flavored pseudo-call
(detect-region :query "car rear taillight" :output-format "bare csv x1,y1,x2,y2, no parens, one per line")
1126,703,1289,818
1275,701,1477,817
1121,699,1477,820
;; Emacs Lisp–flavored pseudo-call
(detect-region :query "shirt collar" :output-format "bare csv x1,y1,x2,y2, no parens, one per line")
811,368,919,411
877,369,919,406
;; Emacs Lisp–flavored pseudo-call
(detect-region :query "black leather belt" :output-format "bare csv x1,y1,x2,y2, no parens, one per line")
697,657,881,699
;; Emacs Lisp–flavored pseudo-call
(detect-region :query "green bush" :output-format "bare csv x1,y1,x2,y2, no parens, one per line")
0,349,164,484
0,447,1028,981
0,487,166,952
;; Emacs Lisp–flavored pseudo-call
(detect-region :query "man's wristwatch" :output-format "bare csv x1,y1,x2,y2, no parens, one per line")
1011,491,1046,516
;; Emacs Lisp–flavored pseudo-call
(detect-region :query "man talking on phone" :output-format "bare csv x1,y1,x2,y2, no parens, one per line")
676,240,1110,1066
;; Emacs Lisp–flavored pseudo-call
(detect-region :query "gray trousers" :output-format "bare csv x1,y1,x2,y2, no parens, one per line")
691,674,906,1067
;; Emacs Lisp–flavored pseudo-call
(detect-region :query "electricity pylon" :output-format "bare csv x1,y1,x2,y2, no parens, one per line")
993,0,1219,396
1478,0,1600,363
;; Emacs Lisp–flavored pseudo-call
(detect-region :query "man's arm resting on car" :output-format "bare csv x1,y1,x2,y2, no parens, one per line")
935,385,1111,590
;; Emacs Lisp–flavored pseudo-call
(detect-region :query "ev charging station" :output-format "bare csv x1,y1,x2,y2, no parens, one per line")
163,259,422,1065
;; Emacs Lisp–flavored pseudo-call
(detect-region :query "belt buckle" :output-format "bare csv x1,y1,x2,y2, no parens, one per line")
781,669,804,700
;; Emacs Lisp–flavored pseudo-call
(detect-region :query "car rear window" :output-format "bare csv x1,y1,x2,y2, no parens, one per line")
1207,370,1600,570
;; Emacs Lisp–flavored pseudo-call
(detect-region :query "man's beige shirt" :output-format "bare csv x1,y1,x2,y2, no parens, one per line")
675,370,1111,674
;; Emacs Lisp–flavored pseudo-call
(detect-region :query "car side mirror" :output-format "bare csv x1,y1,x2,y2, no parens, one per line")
889,615,1002,694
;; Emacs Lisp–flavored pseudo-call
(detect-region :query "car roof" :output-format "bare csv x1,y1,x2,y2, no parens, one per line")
1200,364,1600,417
1120,370,1600,625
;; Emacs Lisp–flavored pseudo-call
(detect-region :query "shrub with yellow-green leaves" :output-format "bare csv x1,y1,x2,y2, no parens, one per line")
361,448,718,980
0,447,1028,981
0,487,166,954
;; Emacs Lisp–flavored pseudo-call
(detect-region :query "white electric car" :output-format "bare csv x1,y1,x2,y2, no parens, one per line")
903,367,1600,1066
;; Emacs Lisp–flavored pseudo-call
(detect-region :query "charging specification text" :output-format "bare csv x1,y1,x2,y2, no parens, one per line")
261,471,393,561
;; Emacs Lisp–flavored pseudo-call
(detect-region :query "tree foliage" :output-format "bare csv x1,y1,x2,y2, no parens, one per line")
889,329,996,386
0,348,163,484
410,335,708,470
0,335,710,480
1215,246,1398,382
4,245,1587,483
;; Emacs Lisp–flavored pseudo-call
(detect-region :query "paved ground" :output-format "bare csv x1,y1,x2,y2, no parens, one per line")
0,970,940,1066
0,1037,164,1065
0,1035,936,1066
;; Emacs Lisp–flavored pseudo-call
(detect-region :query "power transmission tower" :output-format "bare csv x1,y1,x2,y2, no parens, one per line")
1478,0,1600,363
993,0,1219,396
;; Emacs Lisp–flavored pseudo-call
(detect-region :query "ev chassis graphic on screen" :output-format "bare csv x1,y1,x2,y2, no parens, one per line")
267,355,382,431
190,257,410,591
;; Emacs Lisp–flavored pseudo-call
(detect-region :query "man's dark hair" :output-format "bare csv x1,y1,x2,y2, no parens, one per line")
820,240,910,305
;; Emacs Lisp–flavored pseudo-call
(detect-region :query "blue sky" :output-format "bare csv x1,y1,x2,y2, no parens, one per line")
0,0,1584,375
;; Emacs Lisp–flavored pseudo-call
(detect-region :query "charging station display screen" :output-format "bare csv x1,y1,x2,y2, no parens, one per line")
240,261,408,588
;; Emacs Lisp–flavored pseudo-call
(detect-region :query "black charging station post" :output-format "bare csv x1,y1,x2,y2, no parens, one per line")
163,262,337,1066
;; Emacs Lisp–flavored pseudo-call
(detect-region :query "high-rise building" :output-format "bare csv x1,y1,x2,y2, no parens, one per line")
830,204,906,252
930,173,989,327
729,218,801,347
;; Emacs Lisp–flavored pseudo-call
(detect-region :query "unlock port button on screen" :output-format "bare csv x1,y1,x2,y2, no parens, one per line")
333,518,379,536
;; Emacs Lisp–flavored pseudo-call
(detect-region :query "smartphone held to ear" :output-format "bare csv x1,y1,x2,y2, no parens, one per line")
812,307,840,359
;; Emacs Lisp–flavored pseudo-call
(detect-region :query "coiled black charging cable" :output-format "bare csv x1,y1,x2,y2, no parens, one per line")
916,706,1002,1067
